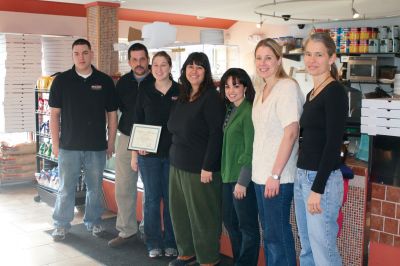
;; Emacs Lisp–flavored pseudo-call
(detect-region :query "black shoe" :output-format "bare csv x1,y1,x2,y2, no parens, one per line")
168,256,197,266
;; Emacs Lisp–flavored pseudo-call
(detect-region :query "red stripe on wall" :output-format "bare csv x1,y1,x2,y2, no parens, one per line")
0,0,86,17
0,0,237,29
118,8,237,29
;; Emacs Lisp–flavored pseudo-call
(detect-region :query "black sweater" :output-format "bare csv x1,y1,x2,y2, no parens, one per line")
297,81,348,194
167,88,225,173
133,81,179,157
116,71,155,136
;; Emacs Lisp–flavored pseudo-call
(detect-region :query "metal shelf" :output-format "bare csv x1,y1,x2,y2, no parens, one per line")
36,153,58,163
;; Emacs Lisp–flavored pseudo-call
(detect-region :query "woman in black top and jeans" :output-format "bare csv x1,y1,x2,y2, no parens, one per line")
167,52,225,266
295,32,348,266
132,51,178,258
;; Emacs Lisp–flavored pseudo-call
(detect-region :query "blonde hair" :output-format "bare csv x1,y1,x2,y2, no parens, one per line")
254,38,289,79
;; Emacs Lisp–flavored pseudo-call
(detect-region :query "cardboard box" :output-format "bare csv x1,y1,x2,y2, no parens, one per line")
128,27,142,42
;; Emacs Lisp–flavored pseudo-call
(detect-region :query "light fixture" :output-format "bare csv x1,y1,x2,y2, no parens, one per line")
352,0,360,19
253,0,393,23
256,13,264,28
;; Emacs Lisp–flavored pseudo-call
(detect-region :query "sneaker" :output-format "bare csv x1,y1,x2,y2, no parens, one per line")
168,256,197,266
165,248,178,257
149,248,163,258
52,228,68,241
92,225,105,237
108,235,135,248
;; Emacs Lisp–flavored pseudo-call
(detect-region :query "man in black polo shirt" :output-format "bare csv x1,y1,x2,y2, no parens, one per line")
49,39,118,241
108,43,155,248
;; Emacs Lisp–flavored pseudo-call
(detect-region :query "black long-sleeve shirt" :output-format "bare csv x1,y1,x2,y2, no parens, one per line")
116,71,155,136
167,88,225,173
133,81,179,157
297,81,348,194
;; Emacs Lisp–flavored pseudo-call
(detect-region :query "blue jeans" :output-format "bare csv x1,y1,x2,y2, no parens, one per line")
222,182,260,266
138,156,176,251
53,149,106,230
255,183,296,266
294,169,343,266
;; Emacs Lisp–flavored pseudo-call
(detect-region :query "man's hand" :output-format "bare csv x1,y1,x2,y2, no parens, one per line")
52,143,59,158
106,142,115,159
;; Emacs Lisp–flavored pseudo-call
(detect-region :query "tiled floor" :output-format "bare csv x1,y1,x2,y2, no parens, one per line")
0,182,115,266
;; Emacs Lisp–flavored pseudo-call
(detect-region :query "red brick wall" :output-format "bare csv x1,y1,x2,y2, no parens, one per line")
86,3,118,76
370,183,400,247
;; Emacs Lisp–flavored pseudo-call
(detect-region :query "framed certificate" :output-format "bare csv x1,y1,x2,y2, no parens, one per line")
128,124,162,153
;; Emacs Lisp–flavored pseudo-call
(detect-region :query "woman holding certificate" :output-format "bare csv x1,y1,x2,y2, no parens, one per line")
131,51,178,258
167,52,225,266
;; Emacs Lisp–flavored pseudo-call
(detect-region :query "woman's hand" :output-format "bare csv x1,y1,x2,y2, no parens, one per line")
200,169,213,183
137,150,148,156
233,184,247,200
264,177,280,198
307,191,322,214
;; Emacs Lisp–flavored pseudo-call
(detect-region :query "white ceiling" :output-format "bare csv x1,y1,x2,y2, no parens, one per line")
42,0,400,24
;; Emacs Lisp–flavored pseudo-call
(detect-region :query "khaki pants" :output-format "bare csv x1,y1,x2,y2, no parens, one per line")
115,133,138,238
169,166,222,264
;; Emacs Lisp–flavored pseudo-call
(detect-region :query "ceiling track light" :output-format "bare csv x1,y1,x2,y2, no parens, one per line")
256,13,264,28
254,0,382,23
352,0,360,19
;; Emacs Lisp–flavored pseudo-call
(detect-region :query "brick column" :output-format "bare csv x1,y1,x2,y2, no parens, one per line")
85,2,119,76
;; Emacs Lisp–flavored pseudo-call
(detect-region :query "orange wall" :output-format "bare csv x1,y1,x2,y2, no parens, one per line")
369,242,400,266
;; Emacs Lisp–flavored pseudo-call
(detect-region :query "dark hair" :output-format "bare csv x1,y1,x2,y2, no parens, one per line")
72,38,91,50
178,52,214,102
128,43,149,60
152,51,173,80
219,68,255,104
303,32,339,80
254,38,288,79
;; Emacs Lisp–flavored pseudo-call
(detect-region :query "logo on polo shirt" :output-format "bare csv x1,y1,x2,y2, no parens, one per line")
91,85,102,90
171,96,178,101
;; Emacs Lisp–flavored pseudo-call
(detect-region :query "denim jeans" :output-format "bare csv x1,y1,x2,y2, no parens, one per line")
222,182,260,266
53,149,106,230
138,156,176,251
294,168,343,266
255,183,296,266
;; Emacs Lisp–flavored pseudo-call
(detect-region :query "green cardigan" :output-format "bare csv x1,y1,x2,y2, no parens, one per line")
221,100,254,184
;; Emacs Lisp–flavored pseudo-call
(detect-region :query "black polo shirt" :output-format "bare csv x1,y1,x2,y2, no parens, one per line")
49,66,118,151
116,71,155,136
133,81,179,157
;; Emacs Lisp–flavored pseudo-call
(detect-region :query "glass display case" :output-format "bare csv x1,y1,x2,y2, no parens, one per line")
117,41,240,81
155,44,240,81
104,132,144,189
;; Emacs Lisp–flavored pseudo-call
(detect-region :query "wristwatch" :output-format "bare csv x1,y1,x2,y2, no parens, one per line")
271,174,281,180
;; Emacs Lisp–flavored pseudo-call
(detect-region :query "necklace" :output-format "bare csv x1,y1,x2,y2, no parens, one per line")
309,75,331,100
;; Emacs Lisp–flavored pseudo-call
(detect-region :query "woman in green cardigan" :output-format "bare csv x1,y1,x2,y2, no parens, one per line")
220,68,260,266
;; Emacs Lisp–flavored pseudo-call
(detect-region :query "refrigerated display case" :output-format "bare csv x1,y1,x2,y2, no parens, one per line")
102,132,144,213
